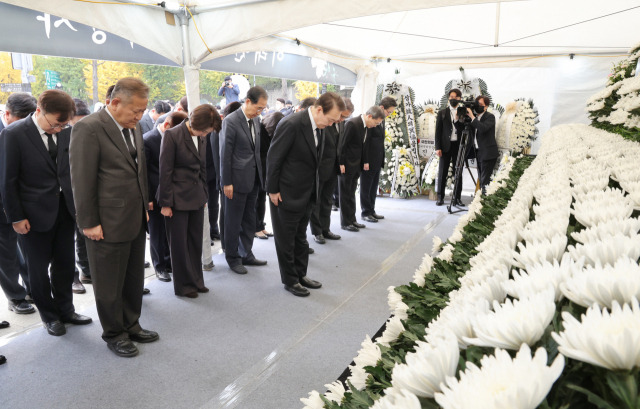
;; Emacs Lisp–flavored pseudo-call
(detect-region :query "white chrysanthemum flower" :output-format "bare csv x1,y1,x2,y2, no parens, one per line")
393,301,409,320
347,363,369,390
435,344,564,409
426,299,490,349
571,217,640,243
512,234,567,268
353,335,382,369
391,330,459,398
502,254,574,302
552,298,640,371
301,390,324,409
464,289,556,350
387,286,403,312
567,233,640,266
377,315,406,347
432,236,443,254
371,387,421,409
438,244,454,262
324,381,346,404
560,257,640,308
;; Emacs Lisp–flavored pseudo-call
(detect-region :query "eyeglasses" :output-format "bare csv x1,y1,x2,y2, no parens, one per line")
43,113,70,131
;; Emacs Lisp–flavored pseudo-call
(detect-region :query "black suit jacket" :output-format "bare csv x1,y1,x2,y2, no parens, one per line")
209,131,221,189
366,120,385,171
471,111,499,162
143,127,162,205
157,121,208,211
319,123,340,182
259,123,272,189
266,110,321,212
0,114,75,232
140,113,154,135
338,115,369,174
219,109,263,193
434,107,463,153
0,128,8,224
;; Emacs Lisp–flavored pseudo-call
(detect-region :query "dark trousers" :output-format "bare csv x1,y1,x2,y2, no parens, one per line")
86,222,146,342
218,189,225,250
332,177,340,207
147,203,171,272
74,225,90,278
207,180,220,238
270,201,312,286
310,176,337,235
256,187,267,232
339,170,360,226
437,140,462,200
165,208,205,296
224,182,259,266
359,167,381,217
477,156,498,194
0,222,30,301
19,197,75,323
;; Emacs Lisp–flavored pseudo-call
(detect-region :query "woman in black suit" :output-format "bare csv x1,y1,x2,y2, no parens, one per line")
158,104,222,298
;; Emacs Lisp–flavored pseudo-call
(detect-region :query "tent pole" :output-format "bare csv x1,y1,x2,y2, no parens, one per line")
494,2,501,47
178,13,201,111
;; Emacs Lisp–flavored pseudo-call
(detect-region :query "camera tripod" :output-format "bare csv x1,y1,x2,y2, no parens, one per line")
447,124,477,214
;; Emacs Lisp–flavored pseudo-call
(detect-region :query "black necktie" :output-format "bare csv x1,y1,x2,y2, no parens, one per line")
122,128,137,161
45,132,57,162
315,128,322,159
248,119,255,146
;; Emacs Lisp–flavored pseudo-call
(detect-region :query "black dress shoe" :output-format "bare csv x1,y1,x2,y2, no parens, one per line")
372,213,384,220
107,339,139,357
156,269,172,282
0,355,5,365
231,264,248,274
454,199,466,207
341,225,359,232
0,320,9,329
8,299,35,314
211,233,221,240
242,258,267,266
331,205,339,211
202,262,214,271
308,247,315,254
182,291,198,298
143,288,151,295
314,234,326,244
323,231,341,240
72,280,86,294
144,261,151,268
436,198,444,206
362,215,378,223
80,274,92,284
284,283,310,297
129,329,159,343
353,222,366,229
61,312,93,325
197,286,210,293
300,276,322,289
45,321,66,336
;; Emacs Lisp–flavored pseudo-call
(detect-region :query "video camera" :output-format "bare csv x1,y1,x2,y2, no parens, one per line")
456,96,479,123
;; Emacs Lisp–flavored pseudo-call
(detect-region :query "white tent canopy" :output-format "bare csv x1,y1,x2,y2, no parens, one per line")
3,0,640,141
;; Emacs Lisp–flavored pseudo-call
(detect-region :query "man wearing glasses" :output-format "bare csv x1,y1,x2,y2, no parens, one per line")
0,90,92,336
220,86,268,275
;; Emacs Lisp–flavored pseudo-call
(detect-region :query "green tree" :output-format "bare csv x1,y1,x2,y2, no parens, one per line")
0,52,24,104
200,70,232,104
138,64,185,105
32,56,89,101
294,80,319,101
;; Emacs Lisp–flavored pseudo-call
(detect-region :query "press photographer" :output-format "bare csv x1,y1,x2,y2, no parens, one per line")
466,95,498,195
434,88,464,206
218,75,240,105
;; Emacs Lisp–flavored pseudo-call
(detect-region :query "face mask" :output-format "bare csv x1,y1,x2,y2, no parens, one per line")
449,99,460,107
475,105,485,114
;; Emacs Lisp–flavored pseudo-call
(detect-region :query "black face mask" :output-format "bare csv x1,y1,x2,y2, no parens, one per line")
475,105,485,114
449,99,460,107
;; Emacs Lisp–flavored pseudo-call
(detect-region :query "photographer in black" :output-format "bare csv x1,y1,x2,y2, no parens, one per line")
434,89,464,206
466,95,498,195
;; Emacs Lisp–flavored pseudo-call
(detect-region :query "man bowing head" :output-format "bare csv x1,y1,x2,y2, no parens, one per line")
266,92,345,297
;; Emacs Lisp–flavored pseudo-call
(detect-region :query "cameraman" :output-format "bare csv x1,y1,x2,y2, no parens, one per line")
434,88,464,206
218,76,240,105
467,95,497,195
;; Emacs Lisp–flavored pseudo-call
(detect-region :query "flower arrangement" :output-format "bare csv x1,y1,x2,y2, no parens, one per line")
587,44,640,142
301,122,640,409
507,99,539,154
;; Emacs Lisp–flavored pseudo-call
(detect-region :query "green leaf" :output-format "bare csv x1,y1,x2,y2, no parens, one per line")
567,384,617,409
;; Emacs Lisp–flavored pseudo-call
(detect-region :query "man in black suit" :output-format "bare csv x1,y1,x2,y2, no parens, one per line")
434,89,465,206
144,111,187,282
467,95,498,194
205,125,220,242
1,90,92,336
154,96,188,128
267,92,345,297
220,87,268,275
71,78,157,357
338,106,384,232
360,96,397,223
310,98,353,244
140,100,171,135
0,93,36,315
